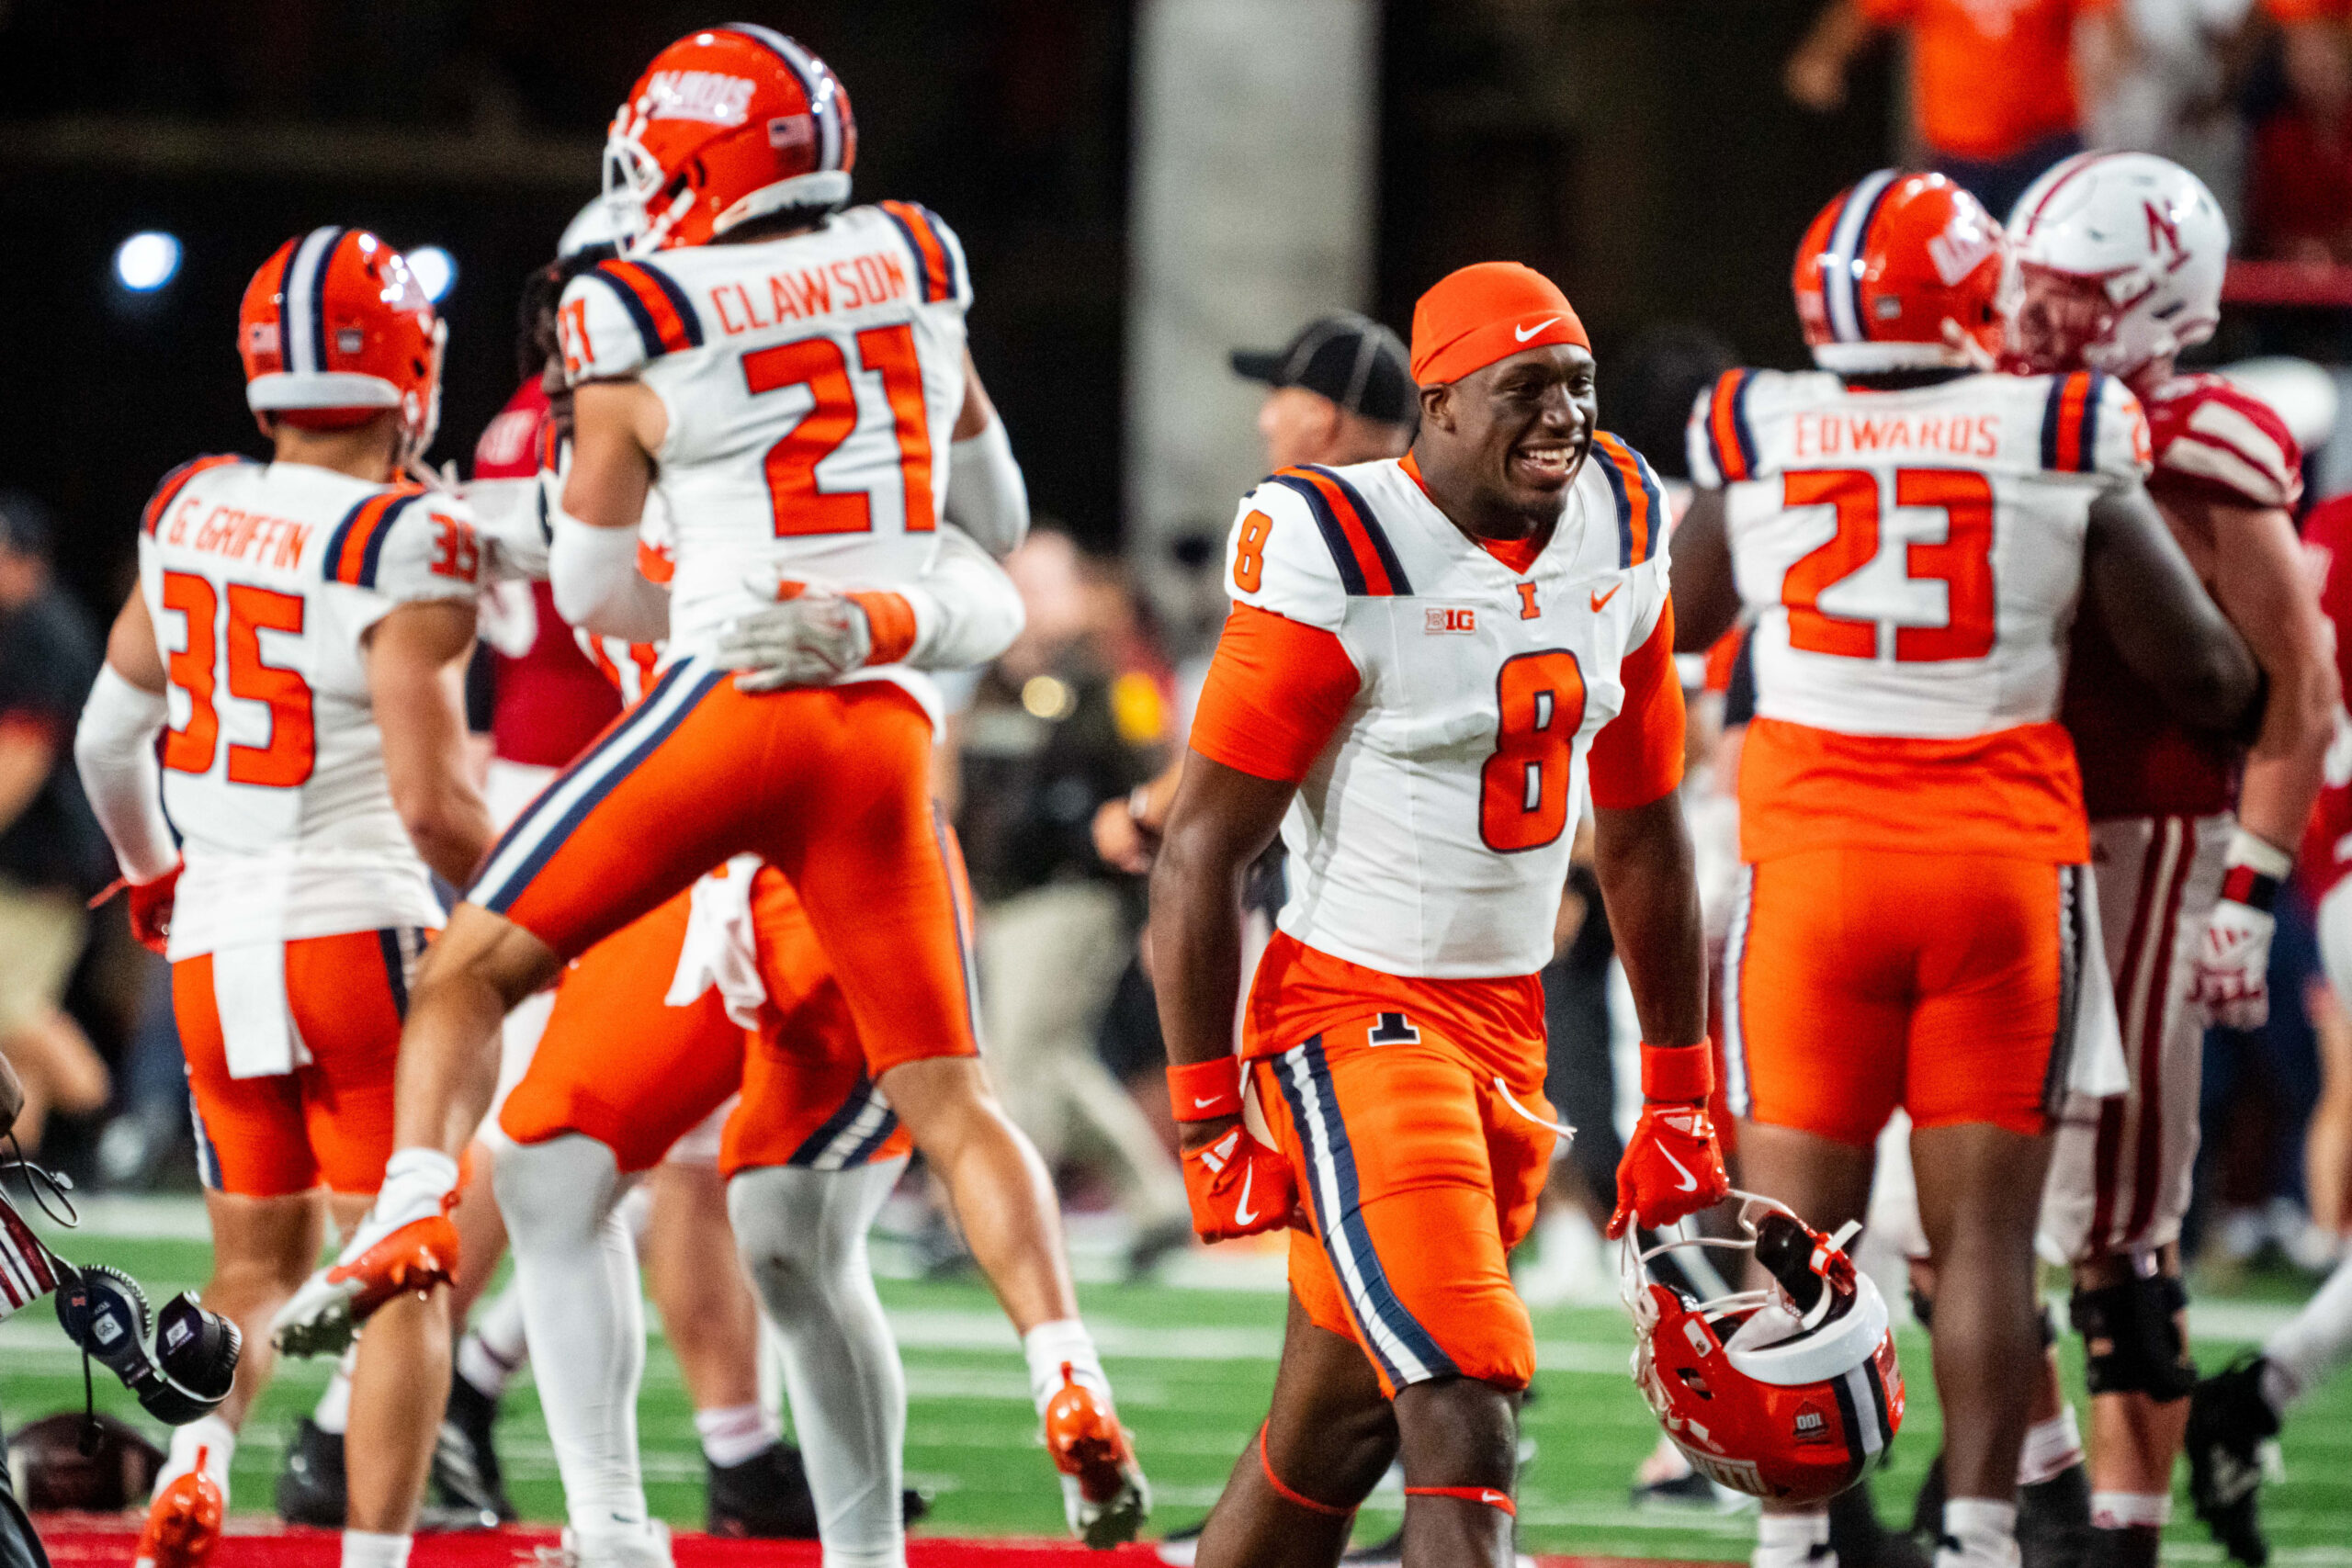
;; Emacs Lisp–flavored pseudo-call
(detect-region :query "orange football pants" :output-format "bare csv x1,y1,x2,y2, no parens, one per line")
1251,1014,1556,1398
469,671,978,1079
500,861,931,1177
175,929,423,1198
1726,847,2083,1148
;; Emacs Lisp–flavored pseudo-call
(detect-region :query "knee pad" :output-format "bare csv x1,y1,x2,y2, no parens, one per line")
2069,1273,2195,1401
492,1134,628,1250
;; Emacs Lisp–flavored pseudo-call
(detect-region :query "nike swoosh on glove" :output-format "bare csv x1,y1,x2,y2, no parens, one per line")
1609,1100,1730,1238
2191,897,2274,1031
1182,1125,1297,1243
717,586,874,692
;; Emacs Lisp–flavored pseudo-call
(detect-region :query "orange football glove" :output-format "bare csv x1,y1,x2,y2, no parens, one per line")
1609,1100,1730,1239
127,865,183,956
1182,1124,1297,1243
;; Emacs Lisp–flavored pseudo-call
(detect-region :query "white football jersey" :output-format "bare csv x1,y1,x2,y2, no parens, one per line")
1227,440,1673,978
1688,367,2151,739
555,202,972,665
137,456,482,956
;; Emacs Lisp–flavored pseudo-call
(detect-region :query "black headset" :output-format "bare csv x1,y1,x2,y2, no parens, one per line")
55,1265,240,1427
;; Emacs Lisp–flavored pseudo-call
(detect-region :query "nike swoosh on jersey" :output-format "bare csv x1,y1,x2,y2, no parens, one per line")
1590,582,1622,613
1232,1167,1260,1226
1515,317,1562,343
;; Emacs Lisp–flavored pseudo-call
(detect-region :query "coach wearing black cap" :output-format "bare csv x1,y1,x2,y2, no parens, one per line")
1230,311,1415,473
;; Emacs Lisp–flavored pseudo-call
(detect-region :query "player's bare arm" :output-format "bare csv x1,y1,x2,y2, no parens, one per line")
1591,792,1707,1050
1148,753,1293,1151
2082,483,2261,733
1666,487,1738,652
368,598,493,887
2201,497,2338,848
552,378,670,641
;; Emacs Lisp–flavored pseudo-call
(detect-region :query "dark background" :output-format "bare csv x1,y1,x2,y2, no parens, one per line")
0,0,1895,625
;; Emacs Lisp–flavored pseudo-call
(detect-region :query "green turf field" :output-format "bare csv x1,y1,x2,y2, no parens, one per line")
9,1215,2349,1562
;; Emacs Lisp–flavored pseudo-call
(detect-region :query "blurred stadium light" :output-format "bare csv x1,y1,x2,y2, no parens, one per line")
113,232,181,292
406,246,457,304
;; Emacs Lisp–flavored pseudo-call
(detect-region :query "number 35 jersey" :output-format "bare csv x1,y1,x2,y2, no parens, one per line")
556,202,971,667
1195,441,1684,980
137,456,482,957
1687,366,2150,863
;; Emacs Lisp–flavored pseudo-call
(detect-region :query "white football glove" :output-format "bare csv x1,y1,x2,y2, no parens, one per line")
716,588,873,692
2191,897,2275,1031
2191,829,2293,1032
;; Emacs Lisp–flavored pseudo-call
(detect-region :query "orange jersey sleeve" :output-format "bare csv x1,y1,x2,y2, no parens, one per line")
1187,604,1362,784
1588,599,1688,810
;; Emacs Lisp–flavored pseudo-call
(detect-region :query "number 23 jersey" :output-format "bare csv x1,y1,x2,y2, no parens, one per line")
1195,441,1684,980
136,456,483,957
1687,366,2150,863
556,202,971,666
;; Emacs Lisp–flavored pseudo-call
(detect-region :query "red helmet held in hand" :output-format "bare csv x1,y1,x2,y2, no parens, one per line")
1793,170,2013,374
1624,1193,1905,1504
602,24,856,255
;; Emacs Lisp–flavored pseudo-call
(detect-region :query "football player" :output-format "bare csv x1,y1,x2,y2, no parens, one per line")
2006,152,2337,1568
1149,260,1728,1568
2183,479,2352,1567
73,230,491,1568
1670,171,2262,1568
272,25,1146,1551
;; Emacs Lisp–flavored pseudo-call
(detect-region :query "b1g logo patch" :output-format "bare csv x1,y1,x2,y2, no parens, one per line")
1425,606,1476,635
1792,1401,1833,1446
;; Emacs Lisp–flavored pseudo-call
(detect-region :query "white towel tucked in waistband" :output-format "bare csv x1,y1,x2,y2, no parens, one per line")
666,855,769,1031
214,942,311,1079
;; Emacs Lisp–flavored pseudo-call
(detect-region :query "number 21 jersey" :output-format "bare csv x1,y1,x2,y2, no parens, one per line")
1688,366,2150,863
556,202,970,670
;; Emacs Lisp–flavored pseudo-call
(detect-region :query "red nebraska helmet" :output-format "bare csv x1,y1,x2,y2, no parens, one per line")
602,24,856,255
1793,170,2013,373
240,227,444,453
1624,1194,1904,1504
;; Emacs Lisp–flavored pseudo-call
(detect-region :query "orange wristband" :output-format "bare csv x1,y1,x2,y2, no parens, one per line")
847,591,919,665
1640,1040,1713,1102
1167,1055,1243,1122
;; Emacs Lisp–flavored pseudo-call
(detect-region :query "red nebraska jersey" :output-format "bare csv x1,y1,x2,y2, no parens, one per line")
2300,495,2352,901
472,378,622,768
2061,374,2302,819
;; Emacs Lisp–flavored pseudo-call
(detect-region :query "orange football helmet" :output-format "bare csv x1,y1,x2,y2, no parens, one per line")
602,24,855,255
1793,170,2012,373
240,227,444,454
1624,1194,1904,1504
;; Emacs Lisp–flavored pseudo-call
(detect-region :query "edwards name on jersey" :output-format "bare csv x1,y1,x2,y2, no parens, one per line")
1227,437,1673,979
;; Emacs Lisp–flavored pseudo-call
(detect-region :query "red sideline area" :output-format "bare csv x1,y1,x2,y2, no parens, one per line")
2223,258,2352,309
28,1517,1731,1568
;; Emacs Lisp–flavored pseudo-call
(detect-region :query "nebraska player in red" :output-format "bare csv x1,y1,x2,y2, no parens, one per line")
1151,263,1728,1568
73,231,491,1568
275,27,1145,1549
2007,153,2337,1568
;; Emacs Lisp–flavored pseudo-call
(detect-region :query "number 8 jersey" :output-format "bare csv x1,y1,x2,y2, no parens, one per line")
1196,439,1684,979
1689,366,2149,863
555,201,971,667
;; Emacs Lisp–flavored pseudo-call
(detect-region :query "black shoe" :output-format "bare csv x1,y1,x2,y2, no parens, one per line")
1125,1215,1195,1282
705,1442,932,1539
1340,1528,1402,1565
432,1372,516,1522
2018,1461,2094,1568
274,1417,346,1528
1156,1521,1204,1566
1630,1467,1725,1510
2188,1354,2282,1567
1830,1477,1931,1568
1909,1450,1947,1542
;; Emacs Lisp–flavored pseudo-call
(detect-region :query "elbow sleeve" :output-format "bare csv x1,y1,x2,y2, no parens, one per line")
549,513,670,642
74,665,178,882
901,527,1027,670
944,416,1029,558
